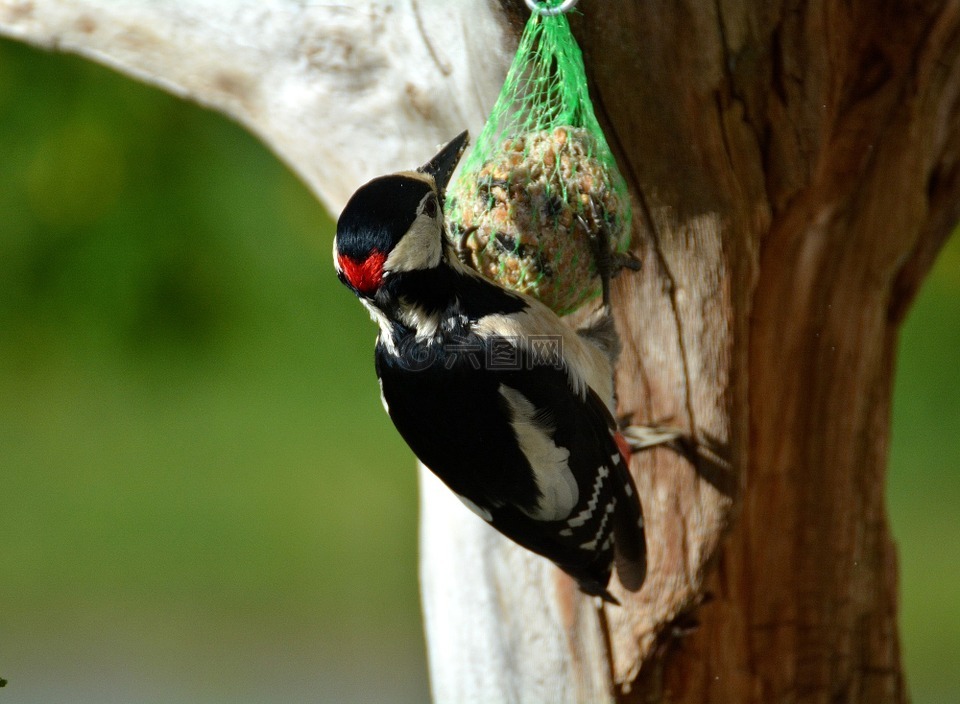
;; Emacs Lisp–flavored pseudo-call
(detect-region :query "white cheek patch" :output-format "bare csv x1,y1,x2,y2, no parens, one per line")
384,213,441,273
499,384,578,521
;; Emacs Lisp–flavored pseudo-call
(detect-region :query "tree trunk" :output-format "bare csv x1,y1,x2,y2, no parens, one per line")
3,1,958,701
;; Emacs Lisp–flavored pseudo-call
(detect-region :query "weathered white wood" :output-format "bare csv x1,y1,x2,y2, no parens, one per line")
0,0,511,210
419,469,613,704
0,2,622,700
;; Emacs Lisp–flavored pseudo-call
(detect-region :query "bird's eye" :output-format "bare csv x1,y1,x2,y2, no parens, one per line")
422,193,438,218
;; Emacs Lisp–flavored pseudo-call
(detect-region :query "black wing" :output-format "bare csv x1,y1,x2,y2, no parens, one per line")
375,334,644,599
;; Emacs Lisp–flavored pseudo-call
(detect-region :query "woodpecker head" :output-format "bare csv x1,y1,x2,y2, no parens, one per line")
334,131,468,300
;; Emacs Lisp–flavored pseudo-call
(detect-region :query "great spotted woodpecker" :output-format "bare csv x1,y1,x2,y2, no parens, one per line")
333,132,675,602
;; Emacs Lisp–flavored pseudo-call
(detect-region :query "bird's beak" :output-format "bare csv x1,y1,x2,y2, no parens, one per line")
419,130,469,197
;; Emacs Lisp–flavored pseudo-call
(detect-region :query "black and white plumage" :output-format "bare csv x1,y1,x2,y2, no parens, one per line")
334,132,661,602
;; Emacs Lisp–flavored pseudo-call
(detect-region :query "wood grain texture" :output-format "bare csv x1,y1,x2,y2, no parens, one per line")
562,1,960,700
4,0,959,701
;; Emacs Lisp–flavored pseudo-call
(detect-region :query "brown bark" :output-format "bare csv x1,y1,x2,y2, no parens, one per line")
524,0,960,701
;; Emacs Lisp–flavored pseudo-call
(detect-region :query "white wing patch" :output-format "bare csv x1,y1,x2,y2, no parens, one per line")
383,211,441,273
498,384,578,522
476,303,615,411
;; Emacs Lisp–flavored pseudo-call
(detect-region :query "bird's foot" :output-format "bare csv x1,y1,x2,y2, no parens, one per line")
619,423,685,452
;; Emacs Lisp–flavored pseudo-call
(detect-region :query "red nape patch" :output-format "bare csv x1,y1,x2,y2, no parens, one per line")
337,250,386,296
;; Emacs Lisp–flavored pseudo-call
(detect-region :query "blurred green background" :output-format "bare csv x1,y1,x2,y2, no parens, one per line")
0,35,956,704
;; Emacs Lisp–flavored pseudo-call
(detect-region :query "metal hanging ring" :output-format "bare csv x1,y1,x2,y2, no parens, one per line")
524,0,579,15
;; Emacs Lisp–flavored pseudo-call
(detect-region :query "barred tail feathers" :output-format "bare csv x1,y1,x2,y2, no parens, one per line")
611,430,646,592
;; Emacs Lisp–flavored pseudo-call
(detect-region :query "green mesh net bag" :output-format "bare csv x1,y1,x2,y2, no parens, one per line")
445,2,631,315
